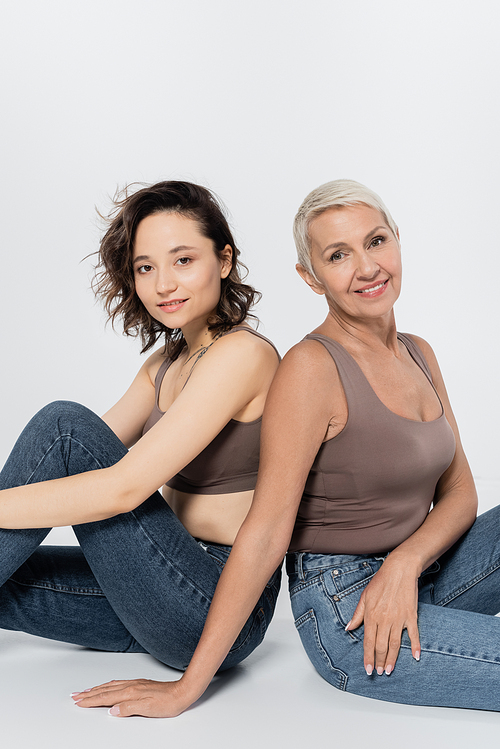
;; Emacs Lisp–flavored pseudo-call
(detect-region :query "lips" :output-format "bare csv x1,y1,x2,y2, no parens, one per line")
157,299,188,312
158,299,187,307
354,279,388,294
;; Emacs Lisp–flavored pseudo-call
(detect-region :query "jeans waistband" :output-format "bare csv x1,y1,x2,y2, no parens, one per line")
286,551,387,577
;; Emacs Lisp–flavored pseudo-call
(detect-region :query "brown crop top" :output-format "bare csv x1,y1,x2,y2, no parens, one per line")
142,326,280,495
289,333,456,555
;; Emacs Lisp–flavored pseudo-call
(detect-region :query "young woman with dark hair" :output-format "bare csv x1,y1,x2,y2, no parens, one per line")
0,180,281,702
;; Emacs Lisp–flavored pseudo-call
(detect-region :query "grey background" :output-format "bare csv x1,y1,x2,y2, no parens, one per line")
0,0,498,744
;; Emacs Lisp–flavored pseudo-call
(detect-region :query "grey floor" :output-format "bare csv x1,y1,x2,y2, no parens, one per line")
2,481,498,749
1,589,499,749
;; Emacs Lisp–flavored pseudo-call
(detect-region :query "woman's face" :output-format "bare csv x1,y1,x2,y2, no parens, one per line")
132,212,231,332
299,203,402,323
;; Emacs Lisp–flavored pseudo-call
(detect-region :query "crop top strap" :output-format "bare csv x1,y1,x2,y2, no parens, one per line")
153,356,174,403
154,327,280,401
180,326,280,390
220,325,281,360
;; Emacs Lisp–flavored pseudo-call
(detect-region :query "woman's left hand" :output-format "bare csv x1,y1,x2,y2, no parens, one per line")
71,677,197,718
345,555,421,676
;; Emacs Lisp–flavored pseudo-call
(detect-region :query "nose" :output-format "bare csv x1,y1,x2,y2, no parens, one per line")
356,250,380,280
156,268,177,294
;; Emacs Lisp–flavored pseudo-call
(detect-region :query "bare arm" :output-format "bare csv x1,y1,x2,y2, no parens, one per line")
73,340,336,717
100,348,163,448
0,333,278,528
347,335,477,676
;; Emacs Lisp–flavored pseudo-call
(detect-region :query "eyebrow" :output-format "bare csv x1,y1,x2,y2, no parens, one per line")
132,246,198,265
321,226,389,256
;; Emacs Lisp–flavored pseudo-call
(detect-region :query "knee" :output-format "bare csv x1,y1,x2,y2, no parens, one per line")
34,400,95,427
26,401,102,442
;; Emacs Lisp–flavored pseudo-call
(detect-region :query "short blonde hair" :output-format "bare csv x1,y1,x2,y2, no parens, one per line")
293,179,398,277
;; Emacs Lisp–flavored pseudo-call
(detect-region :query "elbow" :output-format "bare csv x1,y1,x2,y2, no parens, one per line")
233,523,290,570
467,493,478,526
114,487,147,515
267,534,290,569
247,525,290,572
103,465,149,516
463,475,479,525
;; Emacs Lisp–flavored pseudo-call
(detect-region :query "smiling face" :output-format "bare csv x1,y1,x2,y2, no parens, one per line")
298,203,402,324
132,211,232,334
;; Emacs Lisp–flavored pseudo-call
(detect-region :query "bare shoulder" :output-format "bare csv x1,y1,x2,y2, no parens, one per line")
280,337,339,382
179,327,279,406
262,338,341,445
271,338,342,406
217,327,279,364
200,328,280,382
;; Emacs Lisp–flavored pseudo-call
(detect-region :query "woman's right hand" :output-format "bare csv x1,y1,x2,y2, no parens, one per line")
345,554,421,676
72,676,200,718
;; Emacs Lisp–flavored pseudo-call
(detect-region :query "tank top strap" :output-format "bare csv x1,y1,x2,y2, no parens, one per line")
304,333,375,408
397,333,433,385
304,332,435,414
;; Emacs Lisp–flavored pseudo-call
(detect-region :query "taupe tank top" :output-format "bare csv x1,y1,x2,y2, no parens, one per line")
142,326,280,495
289,333,456,555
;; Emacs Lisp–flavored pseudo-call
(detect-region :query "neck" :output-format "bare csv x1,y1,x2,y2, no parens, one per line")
181,320,219,358
316,307,399,354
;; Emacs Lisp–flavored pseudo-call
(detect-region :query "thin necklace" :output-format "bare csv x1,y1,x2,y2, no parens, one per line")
179,331,224,380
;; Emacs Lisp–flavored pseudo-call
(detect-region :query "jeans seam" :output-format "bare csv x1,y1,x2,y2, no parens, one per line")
289,576,321,597
130,509,214,604
330,575,375,601
8,577,105,596
420,646,500,665
26,434,105,484
434,561,500,607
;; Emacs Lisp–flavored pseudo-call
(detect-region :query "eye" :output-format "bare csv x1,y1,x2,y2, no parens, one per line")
136,264,153,274
329,250,346,262
370,236,385,248
175,256,191,266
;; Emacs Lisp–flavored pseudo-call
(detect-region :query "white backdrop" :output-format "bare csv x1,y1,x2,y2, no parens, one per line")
1,0,499,510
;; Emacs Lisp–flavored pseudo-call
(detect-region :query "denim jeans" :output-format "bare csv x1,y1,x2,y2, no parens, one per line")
287,505,500,711
0,401,281,671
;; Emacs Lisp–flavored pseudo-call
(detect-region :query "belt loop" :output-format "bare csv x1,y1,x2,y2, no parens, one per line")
298,552,305,582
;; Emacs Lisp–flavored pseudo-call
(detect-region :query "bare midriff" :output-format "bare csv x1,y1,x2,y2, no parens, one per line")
162,486,254,546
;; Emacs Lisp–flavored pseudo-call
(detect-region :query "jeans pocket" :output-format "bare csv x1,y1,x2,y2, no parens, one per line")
294,609,348,690
323,561,378,599
224,606,267,662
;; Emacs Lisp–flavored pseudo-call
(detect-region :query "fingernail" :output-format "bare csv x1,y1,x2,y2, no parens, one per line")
376,667,384,676
414,650,420,662
70,692,80,697
345,620,352,631
385,665,393,676
365,664,373,676
73,699,83,705
108,705,120,717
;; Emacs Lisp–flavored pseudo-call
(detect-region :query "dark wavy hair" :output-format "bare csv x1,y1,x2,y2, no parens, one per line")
93,181,260,357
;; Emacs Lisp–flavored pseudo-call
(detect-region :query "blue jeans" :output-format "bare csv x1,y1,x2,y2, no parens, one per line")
287,505,500,711
0,401,281,671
